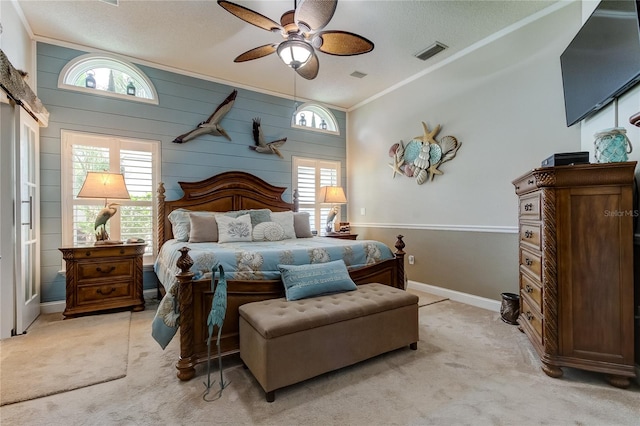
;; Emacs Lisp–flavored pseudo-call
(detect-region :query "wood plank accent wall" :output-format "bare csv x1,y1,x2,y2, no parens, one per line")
36,42,346,303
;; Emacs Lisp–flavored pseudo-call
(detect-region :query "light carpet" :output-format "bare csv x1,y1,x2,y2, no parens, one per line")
406,287,448,306
0,311,131,406
1,299,638,425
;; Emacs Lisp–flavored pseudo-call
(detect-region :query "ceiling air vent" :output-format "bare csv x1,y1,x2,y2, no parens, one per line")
350,71,367,79
415,42,447,61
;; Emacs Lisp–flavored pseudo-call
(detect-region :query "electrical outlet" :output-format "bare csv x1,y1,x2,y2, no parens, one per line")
360,207,366,216
408,255,415,265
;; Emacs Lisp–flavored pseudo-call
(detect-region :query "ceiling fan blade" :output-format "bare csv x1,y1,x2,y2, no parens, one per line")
234,44,278,62
295,53,319,80
294,0,337,33
218,0,282,32
314,31,374,56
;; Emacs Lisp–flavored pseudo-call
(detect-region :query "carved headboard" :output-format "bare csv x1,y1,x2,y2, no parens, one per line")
157,171,299,248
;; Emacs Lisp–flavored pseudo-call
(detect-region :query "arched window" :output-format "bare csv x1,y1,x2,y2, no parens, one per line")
59,54,158,104
292,102,339,135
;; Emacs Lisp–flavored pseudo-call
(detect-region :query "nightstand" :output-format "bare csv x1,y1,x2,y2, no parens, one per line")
59,243,146,318
325,232,358,240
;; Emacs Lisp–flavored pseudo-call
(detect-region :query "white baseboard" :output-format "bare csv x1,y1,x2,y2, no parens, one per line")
407,280,501,312
40,289,159,314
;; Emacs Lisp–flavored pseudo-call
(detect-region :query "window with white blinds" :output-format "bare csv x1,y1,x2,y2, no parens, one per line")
292,157,341,234
61,131,160,262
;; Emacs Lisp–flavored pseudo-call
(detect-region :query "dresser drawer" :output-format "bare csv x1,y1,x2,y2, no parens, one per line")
77,281,132,304
521,297,543,346
520,272,542,311
519,193,541,219
519,248,542,281
520,222,541,249
77,259,133,281
513,174,537,195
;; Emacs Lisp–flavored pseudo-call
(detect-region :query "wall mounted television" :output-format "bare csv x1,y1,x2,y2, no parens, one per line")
560,0,640,127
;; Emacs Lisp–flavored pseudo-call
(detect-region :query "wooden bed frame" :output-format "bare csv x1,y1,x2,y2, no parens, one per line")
157,171,406,381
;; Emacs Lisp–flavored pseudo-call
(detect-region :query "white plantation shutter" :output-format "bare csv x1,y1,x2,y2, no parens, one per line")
292,157,341,234
62,131,160,261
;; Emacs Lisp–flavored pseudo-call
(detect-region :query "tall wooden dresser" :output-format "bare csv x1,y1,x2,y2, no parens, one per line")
512,162,637,388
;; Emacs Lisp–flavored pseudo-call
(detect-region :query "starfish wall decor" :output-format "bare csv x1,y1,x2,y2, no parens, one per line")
387,121,461,185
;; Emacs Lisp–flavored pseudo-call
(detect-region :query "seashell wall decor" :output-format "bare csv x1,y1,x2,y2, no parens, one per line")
387,121,461,184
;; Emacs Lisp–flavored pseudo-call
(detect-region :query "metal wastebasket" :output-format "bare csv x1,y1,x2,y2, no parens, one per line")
500,292,520,325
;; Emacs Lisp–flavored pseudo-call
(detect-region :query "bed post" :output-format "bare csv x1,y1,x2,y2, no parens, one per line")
175,247,196,381
156,182,166,300
395,235,406,290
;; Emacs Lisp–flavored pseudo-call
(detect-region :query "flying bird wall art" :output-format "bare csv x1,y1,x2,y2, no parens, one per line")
388,121,461,185
249,117,287,159
173,89,238,144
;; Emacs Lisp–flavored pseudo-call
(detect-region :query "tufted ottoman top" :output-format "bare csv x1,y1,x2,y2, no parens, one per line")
239,283,418,339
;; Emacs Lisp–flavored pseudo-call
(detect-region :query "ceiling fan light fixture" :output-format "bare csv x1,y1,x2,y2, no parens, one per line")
277,39,313,70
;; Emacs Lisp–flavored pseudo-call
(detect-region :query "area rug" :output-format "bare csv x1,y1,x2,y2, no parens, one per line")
0,311,131,406
406,287,448,307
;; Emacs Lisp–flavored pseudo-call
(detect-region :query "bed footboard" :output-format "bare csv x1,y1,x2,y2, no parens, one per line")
173,235,406,381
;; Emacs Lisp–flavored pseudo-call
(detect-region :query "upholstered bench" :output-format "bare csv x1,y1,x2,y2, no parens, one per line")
239,283,419,402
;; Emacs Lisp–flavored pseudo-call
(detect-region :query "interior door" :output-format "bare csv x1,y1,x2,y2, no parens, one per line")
14,107,40,333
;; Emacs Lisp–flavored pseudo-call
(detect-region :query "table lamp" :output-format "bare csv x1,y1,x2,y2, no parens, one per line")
77,172,130,244
319,186,347,234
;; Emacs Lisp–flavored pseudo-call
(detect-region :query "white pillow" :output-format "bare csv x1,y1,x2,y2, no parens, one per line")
270,211,297,240
216,213,253,243
167,209,190,242
253,221,285,241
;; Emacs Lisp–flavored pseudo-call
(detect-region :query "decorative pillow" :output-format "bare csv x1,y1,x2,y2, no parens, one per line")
293,212,313,238
188,213,218,243
279,260,357,301
225,209,271,228
253,221,286,242
270,211,297,240
167,209,191,242
216,213,253,243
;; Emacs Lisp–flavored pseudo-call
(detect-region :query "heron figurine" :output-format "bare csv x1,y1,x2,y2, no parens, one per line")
94,202,120,242
203,263,229,401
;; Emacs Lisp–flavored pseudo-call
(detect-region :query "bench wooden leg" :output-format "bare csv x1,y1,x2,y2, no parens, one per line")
265,391,275,403
410,342,417,350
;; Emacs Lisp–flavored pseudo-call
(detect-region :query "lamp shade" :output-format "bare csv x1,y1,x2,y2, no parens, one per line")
77,172,130,201
277,39,313,70
319,186,347,204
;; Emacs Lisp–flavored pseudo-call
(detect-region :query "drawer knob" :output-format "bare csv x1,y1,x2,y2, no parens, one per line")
97,287,116,296
525,311,533,321
524,203,533,211
96,266,116,274
524,230,533,238
525,284,533,293
525,258,533,266
120,249,125,254
85,251,92,257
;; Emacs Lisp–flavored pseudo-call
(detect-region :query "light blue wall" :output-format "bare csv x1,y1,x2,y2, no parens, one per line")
37,42,346,302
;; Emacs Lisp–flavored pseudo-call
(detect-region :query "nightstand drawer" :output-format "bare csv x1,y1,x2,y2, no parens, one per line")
77,259,133,281
77,281,132,304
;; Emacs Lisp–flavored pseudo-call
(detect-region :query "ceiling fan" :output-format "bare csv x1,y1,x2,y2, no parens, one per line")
217,0,374,80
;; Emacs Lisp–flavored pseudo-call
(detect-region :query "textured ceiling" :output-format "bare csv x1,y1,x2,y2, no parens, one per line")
16,0,559,109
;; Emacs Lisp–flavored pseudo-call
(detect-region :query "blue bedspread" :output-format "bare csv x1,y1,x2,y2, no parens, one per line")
151,237,395,348
154,236,394,294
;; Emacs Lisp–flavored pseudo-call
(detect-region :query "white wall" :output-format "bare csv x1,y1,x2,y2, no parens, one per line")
348,2,581,229
0,0,35,338
346,2,582,297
